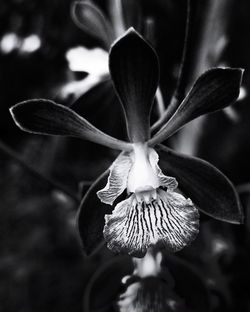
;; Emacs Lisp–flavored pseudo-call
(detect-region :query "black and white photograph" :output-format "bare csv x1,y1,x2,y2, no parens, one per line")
0,0,249,311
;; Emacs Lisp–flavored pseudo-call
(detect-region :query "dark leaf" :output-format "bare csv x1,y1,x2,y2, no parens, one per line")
162,253,211,312
157,145,243,224
10,99,132,151
149,68,243,145
71,79,127,140
71,1,114,49
83,256,133,312
77,169,110,255
109,28,159,142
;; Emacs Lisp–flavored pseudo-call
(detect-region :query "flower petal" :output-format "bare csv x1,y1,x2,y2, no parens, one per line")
104,190,199,257
157,145,243,223
10,99,133,151
148,148,177,190
97,153,132,205
77,170,111,255
149,68,243,146
109,28,159,142
71,1,114,49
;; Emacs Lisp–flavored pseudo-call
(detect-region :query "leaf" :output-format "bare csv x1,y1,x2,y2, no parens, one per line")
109,28,159,142
162,253,211,312
149,68,243,146
83,256,133,312
10,99,132,151
77,169,111,255
157,145,243,224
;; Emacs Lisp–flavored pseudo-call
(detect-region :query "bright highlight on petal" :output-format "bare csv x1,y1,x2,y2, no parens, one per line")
97,153,132,205
104,189,199,257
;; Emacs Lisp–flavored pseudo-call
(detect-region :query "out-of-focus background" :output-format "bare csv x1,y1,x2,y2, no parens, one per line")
0,0,250,311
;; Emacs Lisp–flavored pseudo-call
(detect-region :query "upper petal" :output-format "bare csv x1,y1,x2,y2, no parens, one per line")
149,68,243,146
104,190,199,257
109,28,159,143
71,1,114,49
157,145,243,224
10,99,133,151
97,153,132,205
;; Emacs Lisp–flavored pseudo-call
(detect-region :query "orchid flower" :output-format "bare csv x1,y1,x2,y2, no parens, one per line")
83,251,210,312
118,255,187,312
10,29,243,257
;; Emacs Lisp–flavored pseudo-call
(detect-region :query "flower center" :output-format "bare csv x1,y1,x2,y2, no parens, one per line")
127,143,160,194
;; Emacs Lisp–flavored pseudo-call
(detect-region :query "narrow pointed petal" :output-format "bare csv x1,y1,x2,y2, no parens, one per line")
71,1,114,49
104,190,199,257
10,99,132,151
109,28,159,142
77,170,110,255
97,153,132,205
157,145,243,223
149,68,243,146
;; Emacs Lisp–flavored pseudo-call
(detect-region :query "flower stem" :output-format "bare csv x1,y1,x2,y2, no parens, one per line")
109,0,126,38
